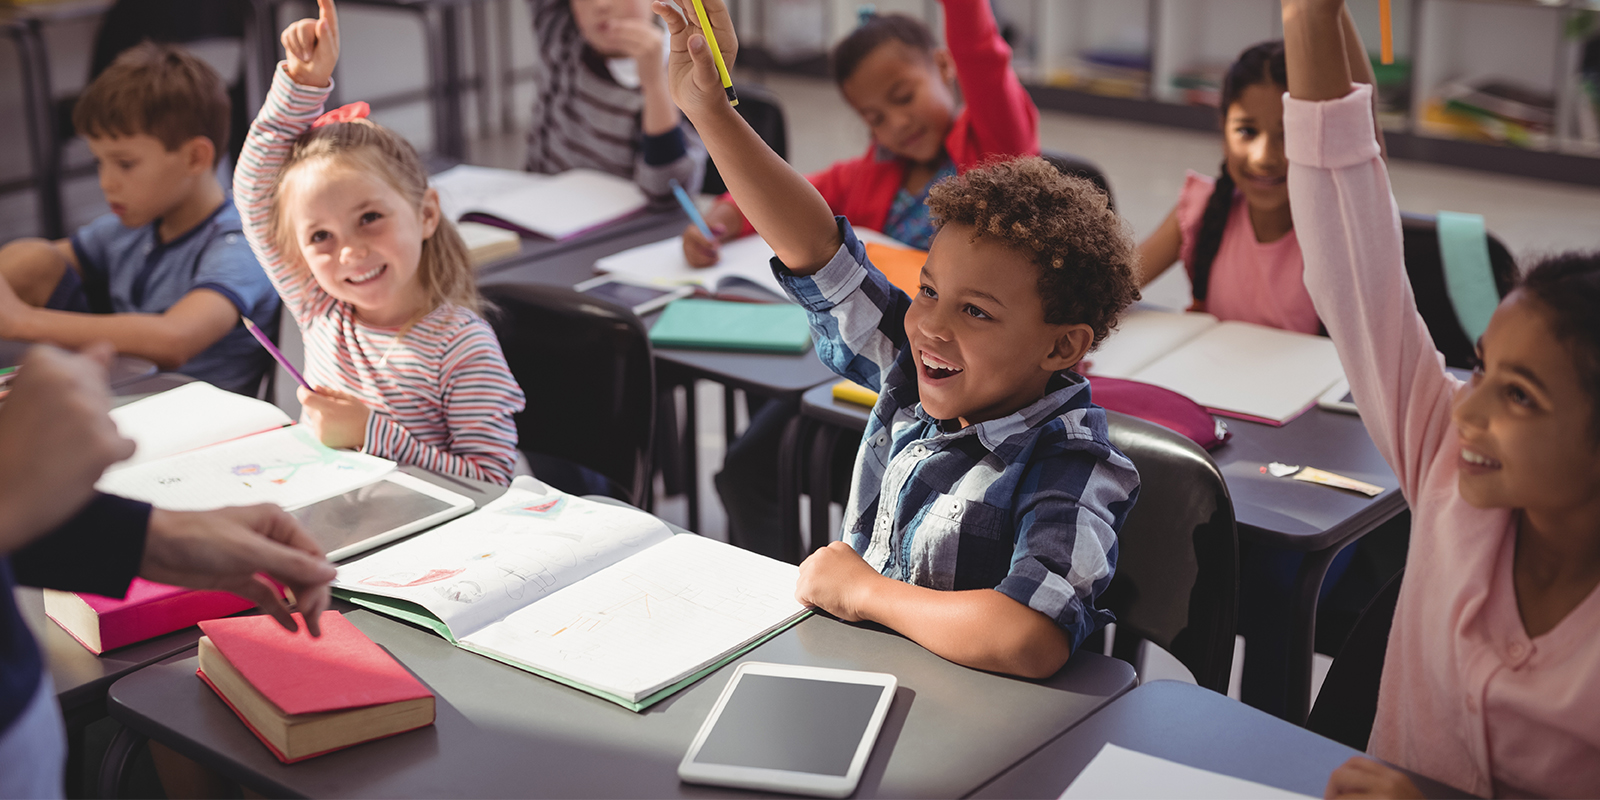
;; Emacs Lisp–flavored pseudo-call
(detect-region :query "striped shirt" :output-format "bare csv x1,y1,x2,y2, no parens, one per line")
775,218,1140,650
526,0,705,198
235,66,525,485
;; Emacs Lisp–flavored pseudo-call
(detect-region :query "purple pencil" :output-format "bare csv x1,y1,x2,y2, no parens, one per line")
241,317,316,394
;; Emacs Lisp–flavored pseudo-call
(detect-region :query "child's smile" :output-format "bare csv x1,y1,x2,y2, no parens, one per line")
905,223,1090,427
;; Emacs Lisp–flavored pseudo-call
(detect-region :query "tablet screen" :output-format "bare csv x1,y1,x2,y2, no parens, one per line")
291,479,454,555
691,675,886,776
581,280,675,310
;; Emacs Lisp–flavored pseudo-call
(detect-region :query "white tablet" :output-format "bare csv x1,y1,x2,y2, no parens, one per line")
289,472,474,561
574,275,694,316
679,662,897,798
1317,379,1359,416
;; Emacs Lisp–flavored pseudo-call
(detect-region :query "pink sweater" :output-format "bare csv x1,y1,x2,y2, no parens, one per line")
1287,84,1600,798
236,67,525,485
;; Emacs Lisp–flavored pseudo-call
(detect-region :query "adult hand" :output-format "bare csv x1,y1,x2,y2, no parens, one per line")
795,541,884,622
283,0,340,88
1324,757,1425,800
142,505,337,635
0,343,134,553
651,0,737,119
298,385,372,450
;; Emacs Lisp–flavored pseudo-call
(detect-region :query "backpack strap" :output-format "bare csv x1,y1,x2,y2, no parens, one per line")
1436,211,1500,343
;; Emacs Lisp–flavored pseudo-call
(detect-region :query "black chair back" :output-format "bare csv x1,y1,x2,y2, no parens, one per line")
1307,569,1402,750
1041,149,1116,212
701,83,788,195
1100,411,1237,693
480,283,655,506
1399,212,1518,369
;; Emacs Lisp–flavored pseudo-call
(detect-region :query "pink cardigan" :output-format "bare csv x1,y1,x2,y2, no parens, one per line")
1287,84,1600,799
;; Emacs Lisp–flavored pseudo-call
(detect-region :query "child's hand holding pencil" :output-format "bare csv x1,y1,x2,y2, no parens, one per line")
652,0,738,117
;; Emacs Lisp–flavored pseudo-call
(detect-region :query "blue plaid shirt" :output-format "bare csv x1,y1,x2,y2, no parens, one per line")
774,218,1140,650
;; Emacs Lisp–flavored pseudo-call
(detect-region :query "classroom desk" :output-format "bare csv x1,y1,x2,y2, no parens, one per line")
0,339,158,389
19,371,509,795
107,607,1136,798
478,214,841,533
969,681,1465,799
787,382,1406,727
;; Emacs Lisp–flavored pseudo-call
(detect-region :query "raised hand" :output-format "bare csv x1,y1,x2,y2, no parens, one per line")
650,0,736,120
282,0,341,88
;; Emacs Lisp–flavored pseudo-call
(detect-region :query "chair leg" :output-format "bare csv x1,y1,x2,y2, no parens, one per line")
97,726,147,800
806,426,841,555
775,414,807,565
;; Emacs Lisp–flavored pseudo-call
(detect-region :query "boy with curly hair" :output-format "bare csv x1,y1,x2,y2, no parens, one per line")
655,0,1141,678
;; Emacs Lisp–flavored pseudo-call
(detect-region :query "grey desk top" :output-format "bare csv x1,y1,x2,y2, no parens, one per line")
0,339,157,390
969,680,1465,799
799,382,1404,551
109,612,1136,799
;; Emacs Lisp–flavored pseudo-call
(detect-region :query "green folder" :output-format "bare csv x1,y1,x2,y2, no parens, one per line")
648,299,812,354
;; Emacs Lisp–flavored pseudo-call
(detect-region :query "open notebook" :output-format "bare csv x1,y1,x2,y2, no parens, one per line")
594,229,923,297
100,382,397,511
1088,308,1346,425
333,478,810,711
430,164,648,241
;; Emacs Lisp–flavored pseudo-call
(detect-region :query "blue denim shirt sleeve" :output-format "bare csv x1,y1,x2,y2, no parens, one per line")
771,217,914,393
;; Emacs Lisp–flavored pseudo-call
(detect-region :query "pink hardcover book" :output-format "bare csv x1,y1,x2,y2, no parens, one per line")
43,578,255,654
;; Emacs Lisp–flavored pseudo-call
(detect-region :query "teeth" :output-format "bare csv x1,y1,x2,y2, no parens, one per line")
1462,448,1498,467
349,265,384,284
921,352,962,373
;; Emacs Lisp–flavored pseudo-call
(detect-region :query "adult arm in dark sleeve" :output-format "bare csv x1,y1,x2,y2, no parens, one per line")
10,493,149,597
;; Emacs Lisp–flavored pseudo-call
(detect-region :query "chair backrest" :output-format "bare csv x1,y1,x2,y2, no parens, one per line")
1307,568,1402,751
480,283,655,506
1399,212,1518,369
1100,411,1237,693
701,83,788,196
1041,149,1116,212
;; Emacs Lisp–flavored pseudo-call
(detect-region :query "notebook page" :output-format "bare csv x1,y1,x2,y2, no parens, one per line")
334,480,674,638
1060,743,1314,799
594,229,912,295
1130,321,1346,424
431,164,551,222
1088,309,1220,379
461,533,806,703
108,382,293,470
97,426,393,511
468,169,648,240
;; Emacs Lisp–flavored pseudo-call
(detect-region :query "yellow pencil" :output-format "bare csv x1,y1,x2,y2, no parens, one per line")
1379,0,1394,65
686,0,739,107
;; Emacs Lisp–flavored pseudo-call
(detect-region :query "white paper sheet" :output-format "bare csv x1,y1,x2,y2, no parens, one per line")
1060,743,1315,799
461,532,806,702
594,228,910,295
334,479,676,637
431,165,647,240
97,425,394,511
1090,309,1221,379
108,382,292,470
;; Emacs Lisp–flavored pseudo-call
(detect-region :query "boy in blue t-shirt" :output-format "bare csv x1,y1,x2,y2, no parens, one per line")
0,43,278,395
656,0,1142,678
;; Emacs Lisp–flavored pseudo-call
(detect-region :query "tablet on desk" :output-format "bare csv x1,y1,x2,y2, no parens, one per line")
291,472,474,561
574,275,693,316
679,662,897,798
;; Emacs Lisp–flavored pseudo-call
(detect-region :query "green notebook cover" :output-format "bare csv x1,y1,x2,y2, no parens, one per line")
649,299,812,354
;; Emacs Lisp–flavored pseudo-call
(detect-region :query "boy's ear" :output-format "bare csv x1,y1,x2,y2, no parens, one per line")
1043,323,1095,373
933,47,956,86
182,136,217,174
419,187,442,239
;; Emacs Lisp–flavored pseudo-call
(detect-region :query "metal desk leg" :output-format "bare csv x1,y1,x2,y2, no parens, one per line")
13,20,64,239
681,378,699,533
1286,540,1353,726
723,385,738,446
471,0,491,138
776,414,806,564
497,0,516,134
806,424,841,556
418,3,465,159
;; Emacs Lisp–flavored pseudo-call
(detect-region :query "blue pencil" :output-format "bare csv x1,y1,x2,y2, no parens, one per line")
670,179,715,242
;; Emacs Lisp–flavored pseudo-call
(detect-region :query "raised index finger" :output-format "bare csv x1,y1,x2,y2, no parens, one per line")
317,0,339,41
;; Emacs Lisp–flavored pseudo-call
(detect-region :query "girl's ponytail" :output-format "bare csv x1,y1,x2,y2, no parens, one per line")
1189,160,1236,308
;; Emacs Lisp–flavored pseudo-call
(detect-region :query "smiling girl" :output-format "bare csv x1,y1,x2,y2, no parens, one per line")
1282,0,1600,796
235,0,524,485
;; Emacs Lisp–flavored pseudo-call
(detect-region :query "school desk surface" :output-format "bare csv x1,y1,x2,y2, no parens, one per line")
107,609,1136,798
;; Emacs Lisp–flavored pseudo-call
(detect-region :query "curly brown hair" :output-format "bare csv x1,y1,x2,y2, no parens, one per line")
926,156,1139,346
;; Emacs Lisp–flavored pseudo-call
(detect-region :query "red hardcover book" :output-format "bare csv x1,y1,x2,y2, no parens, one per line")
43,579,255,654
196,611,435,763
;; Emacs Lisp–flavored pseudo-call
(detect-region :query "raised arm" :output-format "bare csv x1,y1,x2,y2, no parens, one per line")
652,0,839,275
1283,0,1457,499
235,0,341,325
941,0,1039,158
